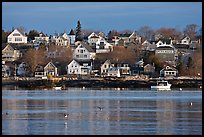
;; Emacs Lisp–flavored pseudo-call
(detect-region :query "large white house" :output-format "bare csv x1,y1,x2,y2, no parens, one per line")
67,59,92,75
7,29,27,44
73,42,95,60
95,37,113,53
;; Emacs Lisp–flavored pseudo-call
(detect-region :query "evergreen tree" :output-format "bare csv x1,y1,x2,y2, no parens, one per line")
75,20,82,41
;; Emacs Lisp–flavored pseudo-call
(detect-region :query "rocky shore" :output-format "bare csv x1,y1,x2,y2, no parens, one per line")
2,77,202,89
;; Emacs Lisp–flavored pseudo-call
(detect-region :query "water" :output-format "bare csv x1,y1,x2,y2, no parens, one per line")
2,87,202,135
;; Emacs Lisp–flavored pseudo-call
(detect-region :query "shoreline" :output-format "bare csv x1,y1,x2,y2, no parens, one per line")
2,77,202,89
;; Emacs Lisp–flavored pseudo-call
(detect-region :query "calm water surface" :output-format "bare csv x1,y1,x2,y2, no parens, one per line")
2,87,202,135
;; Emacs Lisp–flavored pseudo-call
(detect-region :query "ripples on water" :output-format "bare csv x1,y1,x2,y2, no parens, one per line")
2,87,202,135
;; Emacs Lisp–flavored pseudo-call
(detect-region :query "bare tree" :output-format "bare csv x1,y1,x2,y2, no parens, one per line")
119,29,133,34
156,27,182,40
138,26,155,40
184,24,198,39
23,47,46,75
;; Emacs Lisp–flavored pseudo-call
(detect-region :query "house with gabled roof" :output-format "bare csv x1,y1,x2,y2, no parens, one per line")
67,59,92,76
73,42,96,60
2,44,20,62
181,36,191,45
131,59,144,75
34,32,49,45
100,59,131,77
95,37,113,53
54,36,70,47
7,29,27,44
44,61,58,77
34,64,45,78
88,32,100,46
100,60,113,77
129,31,142,44
160,65,178,77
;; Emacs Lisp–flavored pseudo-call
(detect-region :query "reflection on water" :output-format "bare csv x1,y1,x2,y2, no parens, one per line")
2,88,202,135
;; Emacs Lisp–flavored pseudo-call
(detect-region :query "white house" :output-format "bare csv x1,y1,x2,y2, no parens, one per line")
44,62,58,77
54,36,70,46
142,40,151,46
156,40,164,47
108,67,121,77
95,37,113,53
34,32,49,43
160,66,178,77
101,60,113,77
62,32,69,40
73,42,95,60
67,59,92,75
129,31,142,44
181,36,191,45
88,32,100,46
2,44,20,62
7,29,27,44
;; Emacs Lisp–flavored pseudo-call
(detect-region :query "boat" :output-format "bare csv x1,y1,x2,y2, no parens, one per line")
151,80,171,90
53,86,62,90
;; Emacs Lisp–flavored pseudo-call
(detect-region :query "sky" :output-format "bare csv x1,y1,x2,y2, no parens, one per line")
2,2,202,35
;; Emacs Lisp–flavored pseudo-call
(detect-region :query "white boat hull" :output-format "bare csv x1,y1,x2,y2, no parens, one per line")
53,87,62,90
151,84,171,90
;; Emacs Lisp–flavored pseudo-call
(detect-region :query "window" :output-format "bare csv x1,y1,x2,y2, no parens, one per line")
13,33,20,36
84,55,87,58
172,72,174,75
15,38,22,41
104,65,106,68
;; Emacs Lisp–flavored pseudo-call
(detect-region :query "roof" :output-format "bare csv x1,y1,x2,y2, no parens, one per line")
159,38,171,44
44,61,57,69
15,28,26,36
156,45,174,49
90,35,99,38
119,33,131,37
77,59,92,66
161,66,177,71
174,44,189,49
81,42,94,52
2,43,8,50
38,32,47,37
69,29,75,35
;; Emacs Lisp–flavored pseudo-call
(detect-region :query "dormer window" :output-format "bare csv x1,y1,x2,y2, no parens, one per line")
13,33,20,36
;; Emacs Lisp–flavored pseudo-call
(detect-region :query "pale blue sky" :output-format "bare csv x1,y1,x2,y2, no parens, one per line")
2,2,202,35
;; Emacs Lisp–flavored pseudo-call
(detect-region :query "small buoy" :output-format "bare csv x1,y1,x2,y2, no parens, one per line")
190,102,193,106
179,88,182,91
83,86,85,89
200,86,202,89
